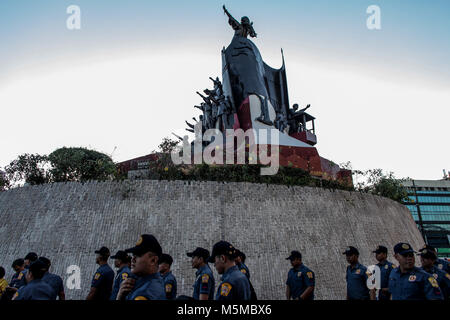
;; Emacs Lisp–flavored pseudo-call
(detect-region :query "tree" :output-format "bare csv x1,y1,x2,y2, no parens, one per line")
5,154,51,186
48,147,116,182
0,169,10,191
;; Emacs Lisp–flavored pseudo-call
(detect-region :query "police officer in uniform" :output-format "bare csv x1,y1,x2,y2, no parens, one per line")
370,245,395,300
24,252,38,270
235,249,250,279
421,244,450,273
208,241,250,300
12,260,53,300
187,247,215,300
389,242,443,300
39,257,65,300
9,259,27,289
159,253,177,300
116,234,166,300
109,250,131,300
86,246,115,300
285,250,315,300
343,246,369,300
418,248,450,300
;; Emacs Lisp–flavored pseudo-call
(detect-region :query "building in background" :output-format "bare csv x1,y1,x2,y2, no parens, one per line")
402,173,450,258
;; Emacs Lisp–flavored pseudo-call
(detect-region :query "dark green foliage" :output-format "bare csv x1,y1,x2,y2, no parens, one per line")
5,154,51,185
0,169,10,191
48,147,116,182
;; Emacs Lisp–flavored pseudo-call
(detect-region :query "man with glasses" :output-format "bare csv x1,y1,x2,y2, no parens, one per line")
116,234,166,300
388,242,443,300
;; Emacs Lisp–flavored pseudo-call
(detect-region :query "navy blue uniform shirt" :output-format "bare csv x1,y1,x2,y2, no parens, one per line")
14,279,54,300
110,265,131,300
435,258,450,273
215,265,250,301
10,270,27,289
286,263,315,300
193,264,215,300
41,272,64,300
376,260,395,300
237,262,250,280
420,266,450,300
346,263,370,300
161,270,177,300
126,272,166,300
91,263,115,300
388,266,443,300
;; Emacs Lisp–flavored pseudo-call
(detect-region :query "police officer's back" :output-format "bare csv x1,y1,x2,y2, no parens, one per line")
209,241,250,300
86,246,115,300
285,250,315,300
39,257,65,300
159,253,177,300
389,242,443,300
109,250,131,300
343,246,370,300
187,247,215,300
371,245,395,300
13,260,53,300
116,234,166,300
419,247,450,300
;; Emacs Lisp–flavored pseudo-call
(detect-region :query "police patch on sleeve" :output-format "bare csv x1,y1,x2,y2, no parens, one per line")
446,273,450,280
428,277,439,288
307,272,313,279
134,296,148,300
220,283,232,297
202,274,209,283
94,272,101,280
240,269,247,274
18,273,23,280
122,273,128,280
355,269,361,274
165,283,173,293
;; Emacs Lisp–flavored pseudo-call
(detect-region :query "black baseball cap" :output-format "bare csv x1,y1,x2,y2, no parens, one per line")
187,247,210,260
110,250,129,261
24,252,38,261
417,248,437,259
95,246,110,257
125,234,162,257
343,246,359,256
420,244,436,253
286,250,302,260
38,256,51,269
393,242,415,255
159,253,173,265
235,249,246,261
207,241,237,263
373,245,388,254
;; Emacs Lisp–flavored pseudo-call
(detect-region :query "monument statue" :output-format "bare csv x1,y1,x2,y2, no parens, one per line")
223,5,257,38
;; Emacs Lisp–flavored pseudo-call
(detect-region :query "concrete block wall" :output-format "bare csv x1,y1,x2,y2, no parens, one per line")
0,180,424,299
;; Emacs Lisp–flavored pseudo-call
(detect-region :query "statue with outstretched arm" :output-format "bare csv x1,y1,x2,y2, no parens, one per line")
223,5,257,38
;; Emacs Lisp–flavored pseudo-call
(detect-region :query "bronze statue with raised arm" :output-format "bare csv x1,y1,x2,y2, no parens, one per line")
223,5,257,38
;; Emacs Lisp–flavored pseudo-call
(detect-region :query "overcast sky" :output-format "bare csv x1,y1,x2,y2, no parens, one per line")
0,0,449,180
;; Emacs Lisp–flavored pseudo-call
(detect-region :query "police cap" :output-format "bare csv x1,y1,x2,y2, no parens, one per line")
393,242,415,255
110,250,129,261
286,250,302,260
373,245,388,254
187,247,210,260
343,246,359,256
95,246,110,258
125,234,162,258
207,241,237,263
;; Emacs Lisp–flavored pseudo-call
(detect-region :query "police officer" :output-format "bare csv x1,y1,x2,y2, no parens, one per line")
0,267,8,298
370,245,395,300
418,248,450,299
159,253,177,300
109,250,131,300
86,246,115,300
235,249,250,279
12,260,53,300
421,244,450,273
116,234,166,300
389,242,443,300
24,252,38,269
9,259,27,289
343,246,370,300
187,247,215,300
285,250,315,300
208,241,250,300
39,257,65,300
